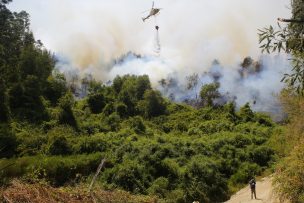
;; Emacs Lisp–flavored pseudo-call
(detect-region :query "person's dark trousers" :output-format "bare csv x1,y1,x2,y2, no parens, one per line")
251,187,257,199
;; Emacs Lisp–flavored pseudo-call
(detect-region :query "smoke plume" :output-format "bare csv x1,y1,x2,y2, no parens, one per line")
9,0,292,115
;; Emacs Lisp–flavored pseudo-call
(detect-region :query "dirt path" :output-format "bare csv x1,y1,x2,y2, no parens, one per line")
225,176,285,203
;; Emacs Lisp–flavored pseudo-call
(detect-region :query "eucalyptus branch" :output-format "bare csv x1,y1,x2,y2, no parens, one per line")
278,18,304,23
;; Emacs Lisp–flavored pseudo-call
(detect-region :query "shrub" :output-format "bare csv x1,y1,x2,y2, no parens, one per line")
46,135,71,155
199,120,233,134
239,103,254,122
274,142,304,202
15,126,46,156
127,116,146,134
137,90,167,118
0,124,16,158
165,189,185,203
116,102,128,117
147,177,169,197
87,92,106,114
103,103,115,116
108,159,148,194
71,135,107,154
106,113,121,131
230,162,262,185
58,92,78,129
183,156,228,203
0,153,102,186
248,145,274,167
45,126,74,155
200,83,220,107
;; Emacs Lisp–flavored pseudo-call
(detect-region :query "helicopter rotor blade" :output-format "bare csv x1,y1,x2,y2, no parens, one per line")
141,9,150,13
152,1,154,8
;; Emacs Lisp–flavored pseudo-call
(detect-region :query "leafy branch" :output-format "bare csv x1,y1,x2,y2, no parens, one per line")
258,24,289,54
258,22,304,95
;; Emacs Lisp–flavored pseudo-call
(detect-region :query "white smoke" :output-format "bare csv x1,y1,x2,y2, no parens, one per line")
107,53,290,118
9,0,290,71
218,55,290,113
9,0,292,115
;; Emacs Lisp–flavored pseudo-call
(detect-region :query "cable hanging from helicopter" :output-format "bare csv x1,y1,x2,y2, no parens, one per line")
142,1,162,55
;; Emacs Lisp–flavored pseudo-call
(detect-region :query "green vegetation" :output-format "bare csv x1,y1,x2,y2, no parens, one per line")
268,91,304,202
200,82,220,106
259,1,304,202
0,57,278,202
0,101,277,202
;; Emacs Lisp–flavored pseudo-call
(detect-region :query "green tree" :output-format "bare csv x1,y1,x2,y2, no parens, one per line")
0,80,10,122
200,83,220,106
112,75,123,94
117,75,152,116
186,73,200,101
87,92,106,114
88,79,103,94
224,102,238,122
135,75,151,100
44,71,67,106
0,3,55,122
137,90,167,118
58,92,78,129
239,103,254,122
0,0,12,5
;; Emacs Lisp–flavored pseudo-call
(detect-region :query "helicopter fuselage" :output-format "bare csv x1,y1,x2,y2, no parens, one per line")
150,8,160,16
143,8,160,22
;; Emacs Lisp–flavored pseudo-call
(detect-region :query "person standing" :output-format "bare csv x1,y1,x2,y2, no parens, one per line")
249,178,257,199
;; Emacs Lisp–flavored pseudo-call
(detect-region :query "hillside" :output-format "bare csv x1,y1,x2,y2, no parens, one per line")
2,0,304,202
0,95,278,203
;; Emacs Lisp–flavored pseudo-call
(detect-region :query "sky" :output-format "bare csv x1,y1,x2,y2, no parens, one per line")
8,1,292,114
9,0,290,69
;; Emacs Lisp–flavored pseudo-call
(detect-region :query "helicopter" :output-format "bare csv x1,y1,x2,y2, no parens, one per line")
142,1,161,22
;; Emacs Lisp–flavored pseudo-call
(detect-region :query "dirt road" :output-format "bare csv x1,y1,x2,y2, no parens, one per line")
225,176,286,203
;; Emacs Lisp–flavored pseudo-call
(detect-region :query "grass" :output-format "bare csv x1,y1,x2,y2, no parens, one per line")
1,179,158,203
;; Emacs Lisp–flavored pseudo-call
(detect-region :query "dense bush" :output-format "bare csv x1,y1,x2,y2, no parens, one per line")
147,177,169,198
272,91,304,202
0,124,16,158
46,135,71,155
0,1,287,201
57,92,78,129
0,153,102,186
183,156,228,202
107,159,149,193
87,92,106,114
127,116,146,134
0,84,278,202
274,143,304,202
